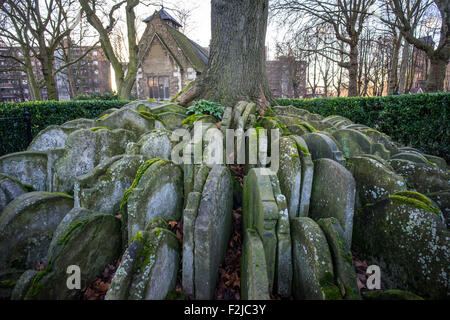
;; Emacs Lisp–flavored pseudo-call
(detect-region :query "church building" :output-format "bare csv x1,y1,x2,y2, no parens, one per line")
136,9,209,100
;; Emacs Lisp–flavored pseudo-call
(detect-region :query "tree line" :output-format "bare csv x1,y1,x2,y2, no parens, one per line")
0,0,448,100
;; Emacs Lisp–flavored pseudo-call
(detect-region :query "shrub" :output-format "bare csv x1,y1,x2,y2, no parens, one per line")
277,93,450,161
187,99,225,120
0,100,129,155
74,91,119,101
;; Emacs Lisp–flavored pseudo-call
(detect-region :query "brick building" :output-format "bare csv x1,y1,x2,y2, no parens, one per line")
266,55,307,98
135,9,208,100
0,44,111,102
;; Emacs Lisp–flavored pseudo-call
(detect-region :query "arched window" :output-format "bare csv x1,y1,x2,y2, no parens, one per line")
148,76,169,100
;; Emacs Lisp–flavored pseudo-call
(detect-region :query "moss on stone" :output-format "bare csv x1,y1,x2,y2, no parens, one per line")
390,191,440,216
119,159,162,214
138,110,166,127
25,263,53,298
57,218,89,246
171,80,194,102
182,113,207,127
319,272,342,300
90,126,109,132
363,289,423,300
41,192,74,199
0,279,17,289
298,122,316,133
97,113,109,121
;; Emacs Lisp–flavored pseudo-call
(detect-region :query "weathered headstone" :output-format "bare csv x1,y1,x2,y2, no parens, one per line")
309,158,356,248
0,192,73,277
291,217,341,300
194,165,233,299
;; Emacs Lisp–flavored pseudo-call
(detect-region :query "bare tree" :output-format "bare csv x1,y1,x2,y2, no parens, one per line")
272,0,376,97
0,0,96,100
381,0,448,92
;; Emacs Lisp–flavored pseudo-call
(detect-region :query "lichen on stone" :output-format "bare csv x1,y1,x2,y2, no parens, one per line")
389,191,441,216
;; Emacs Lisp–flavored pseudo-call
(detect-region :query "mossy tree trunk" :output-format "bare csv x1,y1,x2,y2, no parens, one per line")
187,0,275,112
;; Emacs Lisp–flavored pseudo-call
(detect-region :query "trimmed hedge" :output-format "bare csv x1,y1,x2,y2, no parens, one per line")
277,93,450,162
0,100,129,155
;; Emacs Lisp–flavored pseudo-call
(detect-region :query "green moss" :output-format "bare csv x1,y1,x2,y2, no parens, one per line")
57,218,89,246
362,128,382,134
134,232,159,272
363,289,423,300
298,122,316,133
291,139,310,156
138,110,166,127
390,191,440,216
25,263,53,298
91,126,109,132
182,113,207,127
96,113,109,121
0,279,17,289
41,192,73,199
171,80,194,102
319,272,342,300
119,159,162,213
264,106,276,117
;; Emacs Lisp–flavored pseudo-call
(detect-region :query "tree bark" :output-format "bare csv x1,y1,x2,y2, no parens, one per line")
188,0,274,111
398,41,410,94
427,55,447,92
347,44,359,97
388,34,402,95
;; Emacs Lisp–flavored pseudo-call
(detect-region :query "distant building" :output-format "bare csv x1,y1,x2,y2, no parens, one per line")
56,45,112,100
136,9,209,100
266,55,307,98
0,44,111,102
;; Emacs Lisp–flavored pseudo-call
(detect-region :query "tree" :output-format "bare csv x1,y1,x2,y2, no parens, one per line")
382,0,449,92
272,0,376,97
180,0,274,112
79,0,140,100
0,0,95,100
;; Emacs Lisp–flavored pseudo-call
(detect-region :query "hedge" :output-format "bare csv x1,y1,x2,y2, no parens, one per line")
277,93,450,162
0,100,130,155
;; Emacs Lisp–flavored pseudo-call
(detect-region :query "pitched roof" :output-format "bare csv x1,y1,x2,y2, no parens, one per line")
143,8,182,28
164,24,208,72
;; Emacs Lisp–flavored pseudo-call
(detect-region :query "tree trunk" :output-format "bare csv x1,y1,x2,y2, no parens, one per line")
347,44,359,97
388,35,402,95
426,55,447,92
189,0,274,111
23,51,41,101
398,41,410,94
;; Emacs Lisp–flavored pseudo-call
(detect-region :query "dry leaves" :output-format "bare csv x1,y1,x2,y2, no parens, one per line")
214,207,242,300
82,260,120,300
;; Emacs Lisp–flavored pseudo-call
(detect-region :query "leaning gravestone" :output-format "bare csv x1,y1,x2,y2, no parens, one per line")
76,155,144,214
290,136,314,217
291,217,340,300
54,128,136,194
352,194,449,299
27,125,71,152
0,151,48,191
194,165,233,299
0,192,73,278
389,159,450,194
240,228,270,300
126,160,183,243
0,174,33,214
24,212,121,300
302,133,345,165
277,137,302,219
243,168,279,291
346,155,407,207
332,129,372,158
309,158,356,248
106,219,179,300
317,218,360,300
